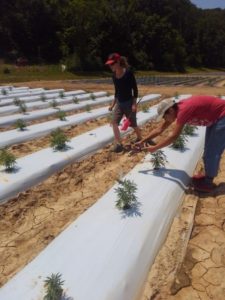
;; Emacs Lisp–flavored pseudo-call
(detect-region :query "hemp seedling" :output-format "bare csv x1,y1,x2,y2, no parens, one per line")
90,93,96,100
183,124,197,136
59,91,65,98
171,133,187,150
141,104,149,113
0,148,17,171
115,179,138,210
44,273,64,300
56,110,66,121
40,94,47,101
50,128,70,150
1,88,7,95
85,104,91,112
15,119,27,131
151,150,168,169
50,99,59,109
73,97,79,104
13,97,21,106
19,102,27,114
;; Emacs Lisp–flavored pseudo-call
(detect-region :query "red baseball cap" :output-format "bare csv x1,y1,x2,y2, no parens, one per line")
105,53,121,65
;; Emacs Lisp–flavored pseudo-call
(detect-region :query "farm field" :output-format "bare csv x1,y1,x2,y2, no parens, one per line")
0,77,225,299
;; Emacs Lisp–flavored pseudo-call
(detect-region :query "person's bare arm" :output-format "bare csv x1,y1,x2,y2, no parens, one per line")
146,123,184,152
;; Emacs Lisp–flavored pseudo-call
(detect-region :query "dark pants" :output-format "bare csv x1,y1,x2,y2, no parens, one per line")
113,101,137,127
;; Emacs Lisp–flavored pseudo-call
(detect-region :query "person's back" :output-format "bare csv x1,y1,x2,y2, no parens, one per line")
177,95,225,126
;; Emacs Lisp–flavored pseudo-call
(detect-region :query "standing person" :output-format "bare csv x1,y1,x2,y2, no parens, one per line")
105,53,142,153
135,95,225,192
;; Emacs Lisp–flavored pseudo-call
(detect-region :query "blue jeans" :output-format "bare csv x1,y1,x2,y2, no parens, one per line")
203,116,225,177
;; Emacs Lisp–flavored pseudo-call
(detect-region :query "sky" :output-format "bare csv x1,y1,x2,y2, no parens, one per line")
190,0,225,9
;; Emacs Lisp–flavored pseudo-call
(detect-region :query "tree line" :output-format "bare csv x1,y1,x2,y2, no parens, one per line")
1,0,225,71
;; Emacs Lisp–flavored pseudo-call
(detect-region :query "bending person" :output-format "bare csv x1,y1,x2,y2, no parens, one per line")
135,95,225,192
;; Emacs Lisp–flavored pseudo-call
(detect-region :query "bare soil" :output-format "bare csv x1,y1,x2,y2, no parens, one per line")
0,79,225,299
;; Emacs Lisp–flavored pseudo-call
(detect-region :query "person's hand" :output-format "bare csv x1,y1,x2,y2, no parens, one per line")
132,104,137,112
133,141,144,151
147,145,158,153
108,105,113,111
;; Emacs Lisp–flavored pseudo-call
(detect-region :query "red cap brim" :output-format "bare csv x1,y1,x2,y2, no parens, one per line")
105,59,115,65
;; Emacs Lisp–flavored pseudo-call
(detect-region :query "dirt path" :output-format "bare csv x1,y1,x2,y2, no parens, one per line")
0,80,225,299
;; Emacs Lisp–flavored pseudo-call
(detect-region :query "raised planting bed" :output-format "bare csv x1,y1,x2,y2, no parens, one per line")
0,126,205,300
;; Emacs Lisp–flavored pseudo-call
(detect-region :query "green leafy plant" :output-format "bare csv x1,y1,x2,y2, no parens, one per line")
56,110,66,121
115,179,138,210
15,119,27,131
73,96,79,104
50,99,59,109
50,128,70,150
171,133,187,150
44,273,64,300
90,93,96,100
59,91,65,98
151,150,168,169
141,104,149,113
85,104,91,112
13,97,21,106
1,88,8,95
183,124,197,136
174,92,179,99
40,94,47,101
19,102,27,114
0,148,17,171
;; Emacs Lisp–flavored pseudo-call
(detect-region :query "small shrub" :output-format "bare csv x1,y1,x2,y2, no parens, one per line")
171,134,187,150
174,92,179,99
50,99,59,109
141,104,149,113
56,110,66,121
15,119,27,131
44,273,64,300
19,102,27,114
85,104,91,112
73,96,79,104
90,93,96,100
0,148,17,171
151,150,168,169
40,94,47,101
183,124,197,136
115,179,138,210
50,128,70,150
59,91,65,98
13,97,21,106
1,88,7,95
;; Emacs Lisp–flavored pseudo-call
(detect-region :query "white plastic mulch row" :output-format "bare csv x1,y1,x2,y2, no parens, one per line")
0,91,107,116
0,94,161,148
0,90,96,107
0,126,205,300
0,95,190,204
0,88,45,100
0,88,64,102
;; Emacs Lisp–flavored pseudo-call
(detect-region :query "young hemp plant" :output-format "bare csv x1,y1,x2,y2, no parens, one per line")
40,93,47,102
115,179,138,210
171,133,188,150
141,103,149,113
73,96,79,104
56,110,67,121
0,148,17,171
183,124,197,136
13,97,21,106
50,128,70,151
43,273,64,300
15,119,27,131
90,93,96,100
85,104,91,112
59,90,65,98
50,99,59,109
151,150,168,170
19,102,27,114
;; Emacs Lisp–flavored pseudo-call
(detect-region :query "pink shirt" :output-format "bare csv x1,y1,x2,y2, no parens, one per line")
177,96,225,126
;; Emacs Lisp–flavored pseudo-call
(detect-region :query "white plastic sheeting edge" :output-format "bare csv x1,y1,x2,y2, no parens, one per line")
0,94,161,126
0,88,45,100
0,91,108,116
0,127,205,300
0,94,161,147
